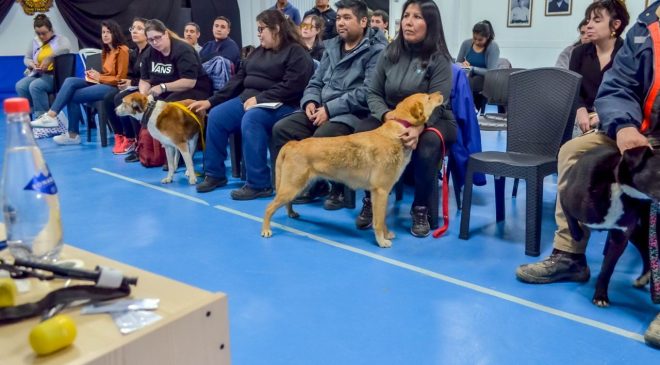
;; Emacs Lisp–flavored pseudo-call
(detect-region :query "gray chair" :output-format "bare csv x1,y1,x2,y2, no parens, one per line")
459,68,581,256
479,68,524,130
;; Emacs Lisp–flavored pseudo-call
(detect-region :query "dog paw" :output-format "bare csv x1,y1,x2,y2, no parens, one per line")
633,271,651,288
592,295,610,308
288,211,300,219
188,176,198,185
161,177,173,184
261,229,273,238
386,231,396,239
376,239,392,248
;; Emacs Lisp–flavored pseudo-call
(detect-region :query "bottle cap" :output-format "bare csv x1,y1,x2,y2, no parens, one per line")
4,98,31,114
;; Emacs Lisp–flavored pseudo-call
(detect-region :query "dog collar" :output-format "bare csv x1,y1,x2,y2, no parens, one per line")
393,118,412,128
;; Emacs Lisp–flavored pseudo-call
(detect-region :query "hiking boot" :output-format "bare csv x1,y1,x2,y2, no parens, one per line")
645,313,660,349
323,184,344,210
410,206,430,237
112,134,126,154
293,180,330,204
196,176,228,193
355,197,373,230
516,249,590,284
230,185,273,200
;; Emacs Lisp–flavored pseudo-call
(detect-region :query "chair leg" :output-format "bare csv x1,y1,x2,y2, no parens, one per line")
97,101,108,147
343,186,356,209
495,176,506,222
459,165,476,240
524,177,543,257
512,178,519,198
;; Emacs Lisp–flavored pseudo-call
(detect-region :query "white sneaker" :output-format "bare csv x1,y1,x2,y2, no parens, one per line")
53,133,81,145
31,113,59,128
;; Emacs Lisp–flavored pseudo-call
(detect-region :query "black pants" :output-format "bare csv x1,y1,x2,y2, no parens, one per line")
271,111,356,164
469,74,486,114
104,88,140,138
359,114,458,208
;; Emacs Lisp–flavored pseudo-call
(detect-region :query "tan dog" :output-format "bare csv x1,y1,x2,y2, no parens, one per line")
115,92,205,185
261,92,444,248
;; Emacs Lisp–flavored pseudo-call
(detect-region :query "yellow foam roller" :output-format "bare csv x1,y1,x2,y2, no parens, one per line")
0,277,17,307
29,314,77,356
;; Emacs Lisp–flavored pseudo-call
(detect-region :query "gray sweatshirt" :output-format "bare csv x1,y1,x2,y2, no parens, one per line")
455,39,500,76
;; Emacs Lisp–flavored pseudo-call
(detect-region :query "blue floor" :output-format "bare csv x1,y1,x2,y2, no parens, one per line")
1,108,658,364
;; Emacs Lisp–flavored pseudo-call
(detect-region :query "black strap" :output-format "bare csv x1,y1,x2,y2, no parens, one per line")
140,100,156,127
0,284,131,324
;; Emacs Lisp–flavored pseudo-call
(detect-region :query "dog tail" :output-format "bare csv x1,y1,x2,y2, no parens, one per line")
275,144,288,192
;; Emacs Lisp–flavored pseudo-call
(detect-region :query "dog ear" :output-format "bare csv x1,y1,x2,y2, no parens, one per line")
411,101,425,122
132,100,143,113
621,146,652,173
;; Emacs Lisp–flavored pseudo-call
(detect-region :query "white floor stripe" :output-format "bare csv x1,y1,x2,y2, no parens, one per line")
94,168,646,343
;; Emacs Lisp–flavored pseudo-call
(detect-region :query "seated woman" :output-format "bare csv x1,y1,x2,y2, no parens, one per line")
300,14,325,61
355,0,457,237
139,19,212,102
103,17,150,156
570,0,628,134
15,13,72,119
455,20,500,114
555,18,589,69
189,9,313,199
31,20,129,146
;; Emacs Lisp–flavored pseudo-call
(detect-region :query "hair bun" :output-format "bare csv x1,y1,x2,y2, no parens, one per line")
34,14,48,21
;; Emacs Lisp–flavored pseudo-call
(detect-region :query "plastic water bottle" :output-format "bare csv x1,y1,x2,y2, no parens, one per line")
1,97,63,262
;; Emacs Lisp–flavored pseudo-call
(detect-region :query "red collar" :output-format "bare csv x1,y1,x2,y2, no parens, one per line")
393,118,412,128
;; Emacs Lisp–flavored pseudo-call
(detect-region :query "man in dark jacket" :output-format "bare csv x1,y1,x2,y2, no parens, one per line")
516,1,660,348
304,0,338,41
272,0,387,209
199,16,240,67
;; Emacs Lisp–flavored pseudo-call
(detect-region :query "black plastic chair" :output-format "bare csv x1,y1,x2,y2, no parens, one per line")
80,52,112,146
459,68,581,256
51,53,77,96
479,68,524,131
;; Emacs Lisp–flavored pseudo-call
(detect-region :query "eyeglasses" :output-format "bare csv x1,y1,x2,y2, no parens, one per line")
257,26,267,34
129,26,145,32
300,23,316,30
35,30,50,36
147,34,164,43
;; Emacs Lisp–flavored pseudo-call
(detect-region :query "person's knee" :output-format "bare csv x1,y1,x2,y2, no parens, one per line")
558,136,584,162
314,121,351,138
271,119,289,141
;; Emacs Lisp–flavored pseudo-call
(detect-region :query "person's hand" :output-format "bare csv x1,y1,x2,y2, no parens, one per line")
188,100,211,113
27,60,37,70
399,125,424,150
589,113,600,128
243,96,257,111
305,103,317,120
616,127,650,154
311,106,329,126
86,69,100,82
148,84,163,97
40,57,53,70
462,60,470,68
117,79,131,91
383,111,394,121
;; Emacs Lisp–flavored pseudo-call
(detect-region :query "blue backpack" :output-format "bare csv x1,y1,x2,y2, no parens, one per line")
202,55,233,91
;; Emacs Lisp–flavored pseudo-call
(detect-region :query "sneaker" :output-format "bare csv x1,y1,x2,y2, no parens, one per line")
292,180,330,204
323,184,345,210
53,133,81,145
196,176,228,193
122,139,137,154
230,185,273,200
515,249,591,284
30,113,59,128
355,197,373,230
410,206,430,237
112,134,126,154
124,151,139,163
645,313,660,349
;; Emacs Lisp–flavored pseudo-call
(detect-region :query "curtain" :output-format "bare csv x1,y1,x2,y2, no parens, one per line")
0,0,13,26
55,0,183,48
365,0,388,13
191,0,242,48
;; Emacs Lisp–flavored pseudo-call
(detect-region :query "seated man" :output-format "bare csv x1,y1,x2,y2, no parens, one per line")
183,22,202,53
271,0,386,209
199,16,240,67
516,2,660,349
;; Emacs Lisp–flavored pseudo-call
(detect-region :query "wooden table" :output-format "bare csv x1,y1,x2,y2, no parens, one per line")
0,245,231,364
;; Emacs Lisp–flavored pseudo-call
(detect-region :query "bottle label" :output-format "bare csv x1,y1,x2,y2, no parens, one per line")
23,171,58,195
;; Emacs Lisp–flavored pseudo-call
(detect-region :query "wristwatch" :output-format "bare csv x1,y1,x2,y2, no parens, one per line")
160,83,167,92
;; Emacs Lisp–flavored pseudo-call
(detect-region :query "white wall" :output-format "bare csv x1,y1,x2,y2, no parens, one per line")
0,4,79,56
239,0,316,47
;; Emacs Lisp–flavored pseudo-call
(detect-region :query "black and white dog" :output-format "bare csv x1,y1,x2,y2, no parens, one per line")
561,144,660,307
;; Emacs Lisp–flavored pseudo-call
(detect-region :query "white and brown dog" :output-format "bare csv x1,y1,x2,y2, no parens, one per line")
115,92,205,185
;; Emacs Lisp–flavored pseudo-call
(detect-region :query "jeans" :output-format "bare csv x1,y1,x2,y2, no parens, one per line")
51,77,116,134
15,74,54,116
204,97,296,189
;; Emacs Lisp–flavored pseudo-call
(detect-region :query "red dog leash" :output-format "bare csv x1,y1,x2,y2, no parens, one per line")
424,127,449,238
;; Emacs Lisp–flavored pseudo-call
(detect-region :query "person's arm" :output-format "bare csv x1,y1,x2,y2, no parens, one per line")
472,42,500,75
555,45,572,69
219,40,241,68
254,46,313,104
595,24,650,143
292,9,301,25
568,45,592,131
208,61,247,107
455,40,469,63
367,53,390,122
24,41,36,68
325,42,385,118
300,48,329,109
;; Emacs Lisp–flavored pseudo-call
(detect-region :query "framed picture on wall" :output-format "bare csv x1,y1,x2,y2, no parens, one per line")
545,0,572,16
508,0,533,28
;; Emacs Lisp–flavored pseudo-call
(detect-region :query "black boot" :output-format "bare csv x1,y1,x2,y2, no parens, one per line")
515,249,590,284
292,180,330,204
410,206,430,237
323,183,345,210
355,197,372,230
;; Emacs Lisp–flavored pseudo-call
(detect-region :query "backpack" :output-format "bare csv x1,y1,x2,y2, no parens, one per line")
202,55,233,91
137,127,166,167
